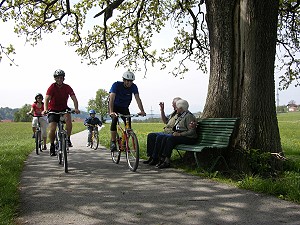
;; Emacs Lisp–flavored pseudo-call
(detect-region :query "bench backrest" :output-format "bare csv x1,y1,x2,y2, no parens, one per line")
195,118,238,148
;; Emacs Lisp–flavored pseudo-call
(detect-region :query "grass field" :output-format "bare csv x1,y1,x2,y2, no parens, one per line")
0,112,300,224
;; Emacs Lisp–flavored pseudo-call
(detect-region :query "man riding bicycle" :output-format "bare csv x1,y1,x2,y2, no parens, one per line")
108,71,146,152
42,69,80,156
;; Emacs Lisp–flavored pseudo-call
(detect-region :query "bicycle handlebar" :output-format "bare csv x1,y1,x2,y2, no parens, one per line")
27,112,44,117
85,124,101,127
114,113,145,118
47,109,76,115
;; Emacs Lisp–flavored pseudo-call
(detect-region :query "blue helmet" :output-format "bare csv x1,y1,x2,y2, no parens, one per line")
89,109,96,114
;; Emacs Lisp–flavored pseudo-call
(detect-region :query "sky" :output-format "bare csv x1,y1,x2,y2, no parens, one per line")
0,21,299,115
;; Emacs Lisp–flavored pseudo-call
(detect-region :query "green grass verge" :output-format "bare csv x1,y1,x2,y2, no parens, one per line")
0,122,85,225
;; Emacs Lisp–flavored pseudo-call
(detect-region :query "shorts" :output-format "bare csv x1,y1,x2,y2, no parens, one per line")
32,117,48,138
110,106,130,131
48,108,70,123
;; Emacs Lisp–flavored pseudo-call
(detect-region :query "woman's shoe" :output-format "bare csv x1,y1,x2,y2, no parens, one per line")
155,160,164,168
157,162,170,169
143,157,153,164
148,158,159,165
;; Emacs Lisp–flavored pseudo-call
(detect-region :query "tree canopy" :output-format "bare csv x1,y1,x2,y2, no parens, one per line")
87,88,109,121
0,0,299,87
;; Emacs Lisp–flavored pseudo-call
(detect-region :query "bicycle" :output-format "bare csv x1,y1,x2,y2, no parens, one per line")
86,124,100,150
28,113,44,155
111,113,142,172
48,109,75,173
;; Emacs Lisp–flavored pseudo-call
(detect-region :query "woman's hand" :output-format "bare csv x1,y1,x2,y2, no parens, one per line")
173,132,181,136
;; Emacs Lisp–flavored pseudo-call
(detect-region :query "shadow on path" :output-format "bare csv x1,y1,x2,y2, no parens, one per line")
17,131,300,225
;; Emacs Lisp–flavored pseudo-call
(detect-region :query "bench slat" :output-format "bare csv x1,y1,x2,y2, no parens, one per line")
174,118,239,169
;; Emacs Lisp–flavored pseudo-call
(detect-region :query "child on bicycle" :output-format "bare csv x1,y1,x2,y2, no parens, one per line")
27,93,48,150
84,109,103,147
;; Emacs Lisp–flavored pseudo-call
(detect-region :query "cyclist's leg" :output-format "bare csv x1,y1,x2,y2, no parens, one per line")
40,118,48,150
110,117,118,151
65,113,72,137
111,130,121,164
48,114,59,156
87,127,92,146
32,118,38,138
64,113,73,147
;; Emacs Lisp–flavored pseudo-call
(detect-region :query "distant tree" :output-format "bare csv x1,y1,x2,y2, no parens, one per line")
87,89,109,122
14,104,31,122
0,107,18,120
288,100,297,105
276,105,287,113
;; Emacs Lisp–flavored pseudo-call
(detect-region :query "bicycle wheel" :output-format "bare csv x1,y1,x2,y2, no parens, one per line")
62,133,68,173
111,132,121,164
92,131,99,150
126,131,139,172
35,130,41,155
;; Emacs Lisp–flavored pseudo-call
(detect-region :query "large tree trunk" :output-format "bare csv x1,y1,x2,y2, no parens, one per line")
203,0,282,154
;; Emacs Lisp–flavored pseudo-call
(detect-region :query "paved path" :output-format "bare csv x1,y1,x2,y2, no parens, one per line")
17,131,300,225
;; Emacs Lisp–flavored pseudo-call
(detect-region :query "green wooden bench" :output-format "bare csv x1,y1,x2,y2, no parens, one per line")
175,118,239,171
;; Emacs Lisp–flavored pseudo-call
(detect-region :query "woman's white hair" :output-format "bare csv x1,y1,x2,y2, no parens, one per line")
176,99,189,111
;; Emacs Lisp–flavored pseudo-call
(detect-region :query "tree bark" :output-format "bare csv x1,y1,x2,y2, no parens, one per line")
204,0,282,153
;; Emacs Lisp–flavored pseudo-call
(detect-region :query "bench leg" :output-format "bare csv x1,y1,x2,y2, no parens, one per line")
176,149,183,159
209,155,229,172
194,152,201,168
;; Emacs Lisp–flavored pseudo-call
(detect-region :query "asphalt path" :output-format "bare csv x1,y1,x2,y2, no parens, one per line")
17,131,300,225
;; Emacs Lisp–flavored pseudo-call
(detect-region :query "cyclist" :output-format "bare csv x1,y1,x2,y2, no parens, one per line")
42,69,80,156
84,109,103,147
27,93,48,150
108,70,146,152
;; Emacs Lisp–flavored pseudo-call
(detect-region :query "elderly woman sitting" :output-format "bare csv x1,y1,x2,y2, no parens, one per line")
153,99,198,169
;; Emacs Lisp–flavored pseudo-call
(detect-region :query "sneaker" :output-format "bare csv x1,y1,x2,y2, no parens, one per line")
68,139,73,147
42,145,47,150
86,142,90,147
50,144,56,156
110,141,117,152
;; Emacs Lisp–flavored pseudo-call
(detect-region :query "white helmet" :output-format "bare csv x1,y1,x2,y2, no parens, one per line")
122,71,135,81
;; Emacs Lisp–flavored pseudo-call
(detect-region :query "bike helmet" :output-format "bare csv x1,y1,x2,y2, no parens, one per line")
53,69,65,77
122,71,135,81
89,109,96,114
35,93,43,100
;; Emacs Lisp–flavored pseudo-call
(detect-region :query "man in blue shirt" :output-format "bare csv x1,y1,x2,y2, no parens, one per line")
109,71,146,151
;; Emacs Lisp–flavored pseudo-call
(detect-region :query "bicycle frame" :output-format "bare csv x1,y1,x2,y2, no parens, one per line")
29,113,43,155
111,114,141,172
87,124,99,150
49,110,74,173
